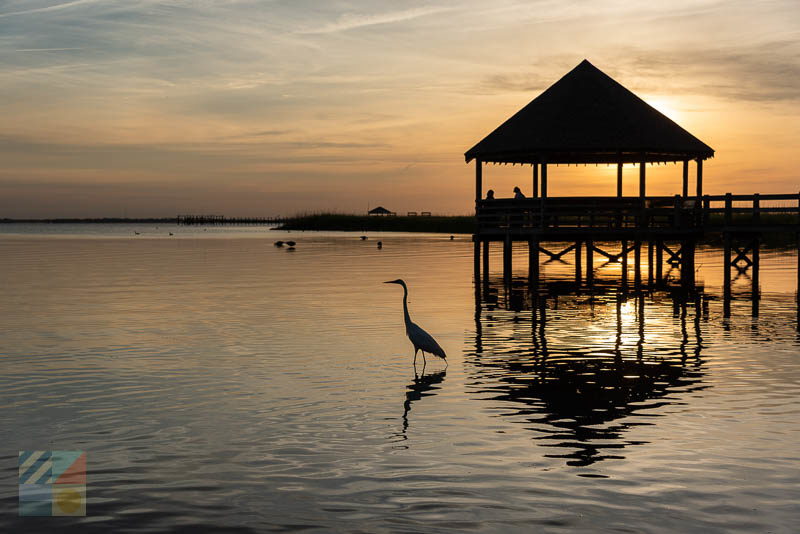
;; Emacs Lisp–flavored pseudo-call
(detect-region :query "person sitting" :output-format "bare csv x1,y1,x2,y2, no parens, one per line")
485,189,495,200
513,186,525,199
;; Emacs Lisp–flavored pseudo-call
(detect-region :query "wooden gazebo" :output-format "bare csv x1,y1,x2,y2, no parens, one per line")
466,59,714,203
465,59,800,322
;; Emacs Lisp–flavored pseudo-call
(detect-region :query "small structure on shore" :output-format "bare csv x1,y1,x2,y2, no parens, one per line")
368,206,395,216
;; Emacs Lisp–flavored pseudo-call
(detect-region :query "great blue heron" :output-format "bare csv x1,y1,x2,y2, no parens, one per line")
384,279,446,367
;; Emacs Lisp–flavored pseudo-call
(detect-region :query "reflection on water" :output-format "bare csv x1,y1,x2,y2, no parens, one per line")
396,370,447,443
467,274,796,467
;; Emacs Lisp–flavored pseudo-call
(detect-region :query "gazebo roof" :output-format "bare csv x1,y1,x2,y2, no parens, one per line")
368,206,392,214
465,60,714,165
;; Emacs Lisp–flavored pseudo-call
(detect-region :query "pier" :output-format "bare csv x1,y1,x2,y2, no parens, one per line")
466,60,800,317
176,214,283,225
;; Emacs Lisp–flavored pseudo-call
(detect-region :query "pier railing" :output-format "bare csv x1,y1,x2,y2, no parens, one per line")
476,193,800,234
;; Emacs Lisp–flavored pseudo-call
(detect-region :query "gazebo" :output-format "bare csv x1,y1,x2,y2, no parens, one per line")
466,59,714,204
368,206,394,216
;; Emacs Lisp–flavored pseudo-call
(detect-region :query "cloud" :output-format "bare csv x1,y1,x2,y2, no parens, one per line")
297,6,453,34
0,0,107,19
15,47,84,52
480,42,800,103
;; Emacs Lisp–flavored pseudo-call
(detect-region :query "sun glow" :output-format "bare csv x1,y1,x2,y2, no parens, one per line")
643,97,684,124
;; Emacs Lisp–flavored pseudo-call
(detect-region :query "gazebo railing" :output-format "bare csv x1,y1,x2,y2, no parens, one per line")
476,194,800,234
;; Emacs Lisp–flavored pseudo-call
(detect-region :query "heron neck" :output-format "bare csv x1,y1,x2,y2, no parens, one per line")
401,285,411,327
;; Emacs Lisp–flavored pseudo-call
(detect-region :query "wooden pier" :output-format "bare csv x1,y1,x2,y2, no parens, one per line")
465,60,800,318
176,214,283,225
471,192,800,318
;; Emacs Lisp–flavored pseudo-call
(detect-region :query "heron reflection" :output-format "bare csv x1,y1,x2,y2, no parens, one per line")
395,369,447,442
468,276,708,467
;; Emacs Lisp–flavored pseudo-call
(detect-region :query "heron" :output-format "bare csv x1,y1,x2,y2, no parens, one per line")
384,279,446,367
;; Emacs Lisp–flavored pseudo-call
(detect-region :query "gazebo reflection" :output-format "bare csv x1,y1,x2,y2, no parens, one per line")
467,277,708,466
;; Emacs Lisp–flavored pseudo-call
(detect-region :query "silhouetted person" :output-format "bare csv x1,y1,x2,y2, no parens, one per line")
486,189,495,200
513,186,525,199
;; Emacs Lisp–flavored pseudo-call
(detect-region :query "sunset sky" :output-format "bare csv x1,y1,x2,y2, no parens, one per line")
1,0,798,218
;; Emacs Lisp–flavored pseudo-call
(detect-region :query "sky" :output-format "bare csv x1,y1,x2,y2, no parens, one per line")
1,0,798,218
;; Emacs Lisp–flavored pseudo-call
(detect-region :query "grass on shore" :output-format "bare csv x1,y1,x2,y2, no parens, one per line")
276,213,475,234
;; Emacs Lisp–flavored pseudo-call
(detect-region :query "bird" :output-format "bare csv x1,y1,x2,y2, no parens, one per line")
169,232,174,236
360,235,367,240
285,240,296,246
384,279,446,368
449,235,454,240
134,231,140,235
377,241,383,249
274,241,284,247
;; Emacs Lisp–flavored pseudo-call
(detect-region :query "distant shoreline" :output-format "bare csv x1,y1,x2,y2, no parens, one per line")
1,218,178,224
275,214,475,234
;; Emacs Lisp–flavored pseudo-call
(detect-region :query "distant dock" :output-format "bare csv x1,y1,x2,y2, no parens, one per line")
176,214,283,225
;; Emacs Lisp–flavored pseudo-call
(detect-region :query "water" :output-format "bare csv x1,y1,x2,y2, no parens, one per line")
1,224,799,533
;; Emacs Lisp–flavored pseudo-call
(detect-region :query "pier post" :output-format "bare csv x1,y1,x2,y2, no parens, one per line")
528,239,539,287
533,164,539,198
723,232,732,318
482,240,490,286
647,240,654,288
474,239,481,281
656,240,663,285
752,235,760,317
682,239,696,289
634,239,642,288
621,240,628,288
586,239,594,288
503,233,512,286
575,240,582,287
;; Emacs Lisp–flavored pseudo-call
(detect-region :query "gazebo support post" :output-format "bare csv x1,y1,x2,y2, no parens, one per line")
639,158,647,229
682,160,689,198
533,164,539,198
617,162,623,197
541,163,548,198
696,159,703,198
475,159,482,205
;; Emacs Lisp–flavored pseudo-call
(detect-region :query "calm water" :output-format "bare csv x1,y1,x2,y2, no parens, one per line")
1,224,799,533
